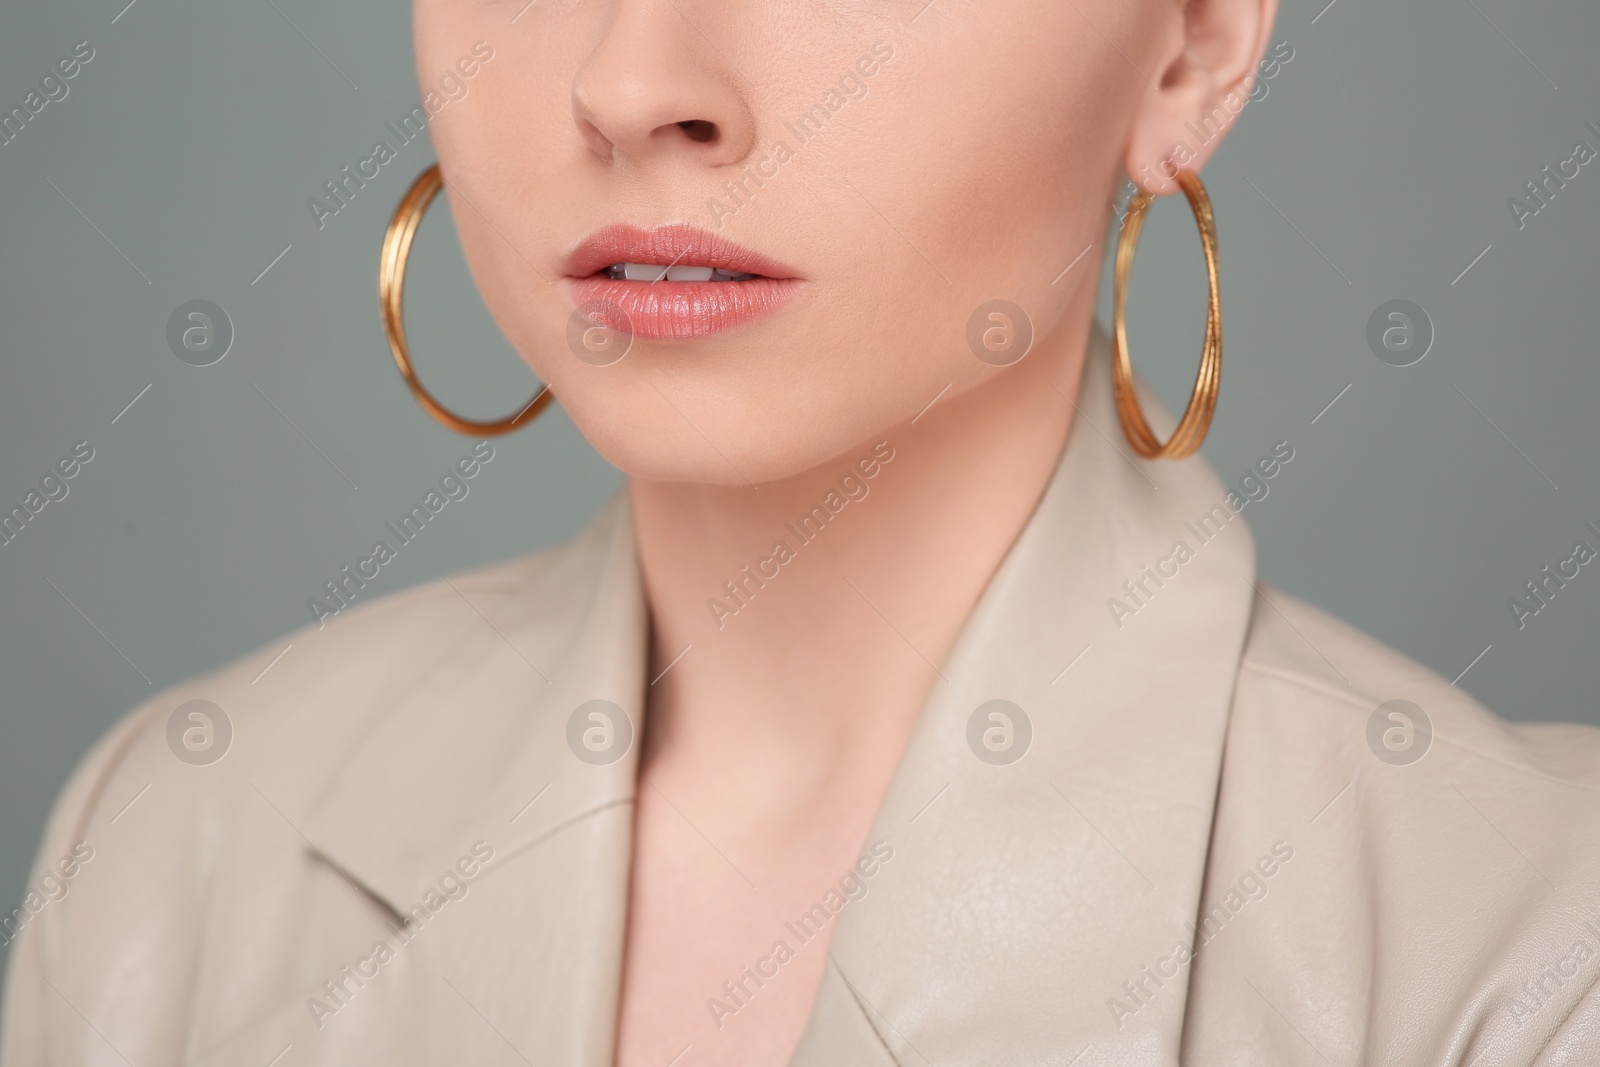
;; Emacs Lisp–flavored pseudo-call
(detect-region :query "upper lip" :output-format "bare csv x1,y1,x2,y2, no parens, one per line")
565,223,799,280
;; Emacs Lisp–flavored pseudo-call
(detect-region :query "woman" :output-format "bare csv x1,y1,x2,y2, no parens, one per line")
5,0,1599,1064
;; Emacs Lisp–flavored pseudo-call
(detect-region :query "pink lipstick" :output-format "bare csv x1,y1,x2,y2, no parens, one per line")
565,224,802,341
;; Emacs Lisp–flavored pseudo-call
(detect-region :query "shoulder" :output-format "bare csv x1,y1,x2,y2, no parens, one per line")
122,493,623,789
37,493,626,823
1,501,628,1062
77,511,613,809
1189,583,1600,1062
1235,581,1600,788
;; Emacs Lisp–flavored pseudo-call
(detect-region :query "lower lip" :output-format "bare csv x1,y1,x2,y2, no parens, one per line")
565,276,802,341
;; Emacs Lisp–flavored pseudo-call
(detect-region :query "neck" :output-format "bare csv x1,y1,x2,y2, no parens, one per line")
628,282,1096,824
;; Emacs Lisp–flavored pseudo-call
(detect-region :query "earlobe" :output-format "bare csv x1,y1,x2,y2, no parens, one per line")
1124,102,1214,197
1121,0,1280,194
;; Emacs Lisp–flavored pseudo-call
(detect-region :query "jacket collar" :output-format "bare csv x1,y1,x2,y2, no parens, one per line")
790,326,1257,1064
296,321,1256,1065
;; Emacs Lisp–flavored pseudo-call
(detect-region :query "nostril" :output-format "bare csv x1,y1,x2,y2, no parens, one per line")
676,119,718,144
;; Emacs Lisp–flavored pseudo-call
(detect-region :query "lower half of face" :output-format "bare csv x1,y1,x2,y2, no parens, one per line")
414,0,1148,484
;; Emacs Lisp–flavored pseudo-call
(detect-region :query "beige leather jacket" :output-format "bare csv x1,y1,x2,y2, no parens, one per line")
5,338,1600,1066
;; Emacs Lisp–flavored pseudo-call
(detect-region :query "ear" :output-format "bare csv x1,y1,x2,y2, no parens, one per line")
1123,0,1281,195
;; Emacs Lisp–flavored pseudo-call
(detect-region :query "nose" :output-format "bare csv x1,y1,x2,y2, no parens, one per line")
571,1,757,168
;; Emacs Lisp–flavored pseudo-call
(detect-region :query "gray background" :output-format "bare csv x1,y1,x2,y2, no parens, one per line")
1,0,1597,979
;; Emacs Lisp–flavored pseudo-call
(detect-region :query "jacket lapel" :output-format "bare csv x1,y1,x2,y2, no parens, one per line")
295,495,648,1066
790,326,1258,1065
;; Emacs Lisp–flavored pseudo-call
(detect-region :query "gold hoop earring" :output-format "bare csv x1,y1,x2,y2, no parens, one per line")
1111,168,1222,460
380,163,553,436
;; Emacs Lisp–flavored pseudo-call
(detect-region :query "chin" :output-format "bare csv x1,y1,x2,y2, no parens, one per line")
555,379,897,489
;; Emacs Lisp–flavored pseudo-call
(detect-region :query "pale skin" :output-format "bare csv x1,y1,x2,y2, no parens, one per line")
413,0,1277,1063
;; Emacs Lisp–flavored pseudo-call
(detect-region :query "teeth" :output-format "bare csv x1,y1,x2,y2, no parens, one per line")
603,263,760,282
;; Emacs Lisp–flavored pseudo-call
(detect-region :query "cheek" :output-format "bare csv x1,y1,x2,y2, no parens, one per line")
791,19,1130,406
